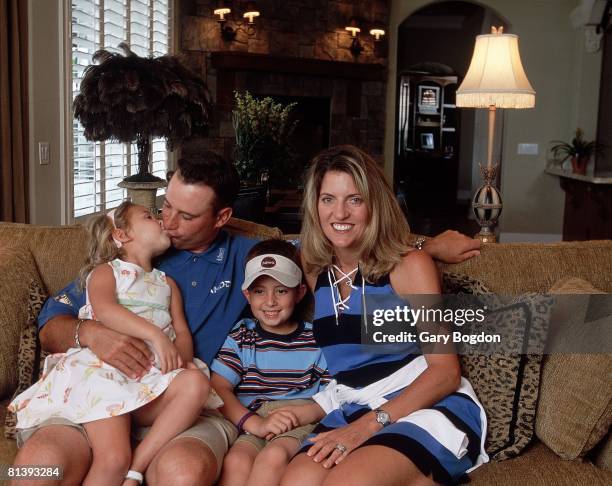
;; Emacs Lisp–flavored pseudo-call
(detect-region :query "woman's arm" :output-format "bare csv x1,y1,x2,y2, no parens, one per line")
166,276,193,363
370,250,461,425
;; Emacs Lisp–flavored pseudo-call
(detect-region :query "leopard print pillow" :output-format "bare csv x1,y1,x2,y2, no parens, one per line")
442,272,553,462
4,279,49,440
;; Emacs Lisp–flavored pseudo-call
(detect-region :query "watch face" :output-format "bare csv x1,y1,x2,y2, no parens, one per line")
376,410,391,425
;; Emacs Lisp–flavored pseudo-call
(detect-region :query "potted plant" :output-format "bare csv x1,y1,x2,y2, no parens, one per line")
550,128,602,175
232,91,298,186
74,43,212,209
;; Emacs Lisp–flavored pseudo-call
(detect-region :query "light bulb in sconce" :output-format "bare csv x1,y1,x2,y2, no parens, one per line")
243,2,260,24
213,7,231,22
369,28,385,41
345,17,361,37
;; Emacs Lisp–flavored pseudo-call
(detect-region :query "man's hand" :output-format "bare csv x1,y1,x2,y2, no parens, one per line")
423,230,481,263
80,320,154,379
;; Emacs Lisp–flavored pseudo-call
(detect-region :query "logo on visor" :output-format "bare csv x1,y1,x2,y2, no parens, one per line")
261,257,276,268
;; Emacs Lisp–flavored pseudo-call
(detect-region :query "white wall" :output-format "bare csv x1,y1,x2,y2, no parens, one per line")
385,0,603,240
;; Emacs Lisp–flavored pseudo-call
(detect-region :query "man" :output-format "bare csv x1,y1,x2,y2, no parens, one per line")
12,152,480,486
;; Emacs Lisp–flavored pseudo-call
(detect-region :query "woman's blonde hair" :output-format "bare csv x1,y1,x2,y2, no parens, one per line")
78,201,133,289
300,145,411,282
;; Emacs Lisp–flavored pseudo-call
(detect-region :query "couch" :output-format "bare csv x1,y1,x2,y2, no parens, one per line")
1,219,611,485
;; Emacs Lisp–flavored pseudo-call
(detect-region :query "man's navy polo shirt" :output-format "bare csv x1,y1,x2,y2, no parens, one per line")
38,230,258,365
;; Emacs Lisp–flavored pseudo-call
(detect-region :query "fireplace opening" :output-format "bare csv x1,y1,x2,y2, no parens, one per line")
258,94,331,184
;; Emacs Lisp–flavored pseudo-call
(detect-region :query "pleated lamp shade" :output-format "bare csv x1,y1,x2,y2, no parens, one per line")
457,30,535,109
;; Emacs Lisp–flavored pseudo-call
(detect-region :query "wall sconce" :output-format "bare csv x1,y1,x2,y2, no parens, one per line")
213,1,260,41
345,17,363,56
345,18,386,56
243,1,260,25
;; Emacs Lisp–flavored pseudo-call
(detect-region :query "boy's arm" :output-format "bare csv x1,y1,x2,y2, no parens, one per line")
210,372,298,439
166,276,193,363
210,372,252,427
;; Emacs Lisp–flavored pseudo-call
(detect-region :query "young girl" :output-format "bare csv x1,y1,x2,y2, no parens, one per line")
210,239,329,486
9,201,215,486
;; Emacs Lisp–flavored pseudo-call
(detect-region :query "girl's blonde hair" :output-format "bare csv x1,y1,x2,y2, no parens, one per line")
78,201,133,289
300,145,412,282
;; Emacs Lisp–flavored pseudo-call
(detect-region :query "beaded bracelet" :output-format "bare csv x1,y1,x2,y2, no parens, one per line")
236,411,256,434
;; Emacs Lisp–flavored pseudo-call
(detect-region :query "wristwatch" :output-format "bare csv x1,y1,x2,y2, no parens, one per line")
373,408,392,427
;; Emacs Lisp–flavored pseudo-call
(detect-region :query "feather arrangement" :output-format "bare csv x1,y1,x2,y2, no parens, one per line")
74,43,212,179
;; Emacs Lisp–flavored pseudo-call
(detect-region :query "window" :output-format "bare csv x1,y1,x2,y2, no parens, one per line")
71,0,172,218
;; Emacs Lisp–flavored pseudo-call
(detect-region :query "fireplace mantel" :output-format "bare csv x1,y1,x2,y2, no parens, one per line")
210,51,385,82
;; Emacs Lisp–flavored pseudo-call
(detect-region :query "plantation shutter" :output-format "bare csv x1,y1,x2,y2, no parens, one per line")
71,0,172,218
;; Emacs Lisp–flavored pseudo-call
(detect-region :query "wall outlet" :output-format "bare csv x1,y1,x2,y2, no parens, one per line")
517,143,539,155
38,142,50,165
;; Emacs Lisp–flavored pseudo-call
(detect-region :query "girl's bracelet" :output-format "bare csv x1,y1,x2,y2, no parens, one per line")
74,319,87,348
236,411,256,434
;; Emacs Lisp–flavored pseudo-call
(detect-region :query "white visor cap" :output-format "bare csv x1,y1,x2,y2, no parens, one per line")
242,254,303,291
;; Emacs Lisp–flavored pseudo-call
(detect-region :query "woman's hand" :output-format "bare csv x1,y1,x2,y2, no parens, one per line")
307,416,379,469
150,332,183,374
244,410,300,439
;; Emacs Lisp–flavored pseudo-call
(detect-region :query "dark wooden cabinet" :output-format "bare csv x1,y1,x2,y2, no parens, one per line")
558,176,612,240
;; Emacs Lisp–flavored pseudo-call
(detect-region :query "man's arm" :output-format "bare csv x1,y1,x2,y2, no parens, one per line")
38,279,153,379
420,230,481,264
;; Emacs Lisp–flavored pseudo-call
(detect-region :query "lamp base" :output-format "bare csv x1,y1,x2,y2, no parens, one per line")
472,164,502,244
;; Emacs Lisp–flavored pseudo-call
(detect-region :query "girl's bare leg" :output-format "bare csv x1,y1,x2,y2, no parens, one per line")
126,369,210,482
82,414,131,486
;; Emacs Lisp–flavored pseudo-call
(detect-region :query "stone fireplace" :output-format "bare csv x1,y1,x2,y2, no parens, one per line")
178,0,390,169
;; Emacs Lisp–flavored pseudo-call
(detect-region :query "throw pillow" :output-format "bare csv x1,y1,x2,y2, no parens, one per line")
442,272,554,462
0,246,43,399
4,279,49,439
535,277,612,460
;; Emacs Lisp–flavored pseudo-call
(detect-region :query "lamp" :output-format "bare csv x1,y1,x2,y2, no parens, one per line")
213,1,260,41
457,26,535,243
345,17,363,56
369,27,385,41
243,1,260,25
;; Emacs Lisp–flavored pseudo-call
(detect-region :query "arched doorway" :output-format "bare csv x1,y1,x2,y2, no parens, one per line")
394,1,509,236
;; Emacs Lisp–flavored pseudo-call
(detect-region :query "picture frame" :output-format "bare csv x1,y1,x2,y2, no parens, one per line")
420,133,435,150
418,85,440,114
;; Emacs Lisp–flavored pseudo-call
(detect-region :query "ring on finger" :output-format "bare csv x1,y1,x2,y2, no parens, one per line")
334,443,347,454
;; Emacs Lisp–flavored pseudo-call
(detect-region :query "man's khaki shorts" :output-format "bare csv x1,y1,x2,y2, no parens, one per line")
17,409,238,480
234,399,316,452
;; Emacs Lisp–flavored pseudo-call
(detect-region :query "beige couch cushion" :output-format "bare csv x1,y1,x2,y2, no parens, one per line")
466,441,612,485
535,277,612,460
448,241,612,293
0,246,43,399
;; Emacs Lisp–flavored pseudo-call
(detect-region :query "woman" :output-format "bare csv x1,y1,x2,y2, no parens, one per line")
280,145,488,485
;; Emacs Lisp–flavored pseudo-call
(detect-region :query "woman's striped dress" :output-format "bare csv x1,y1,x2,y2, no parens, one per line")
300,269,489,484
